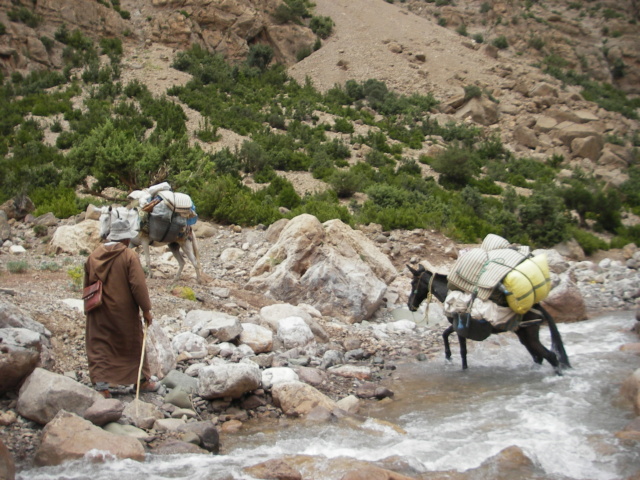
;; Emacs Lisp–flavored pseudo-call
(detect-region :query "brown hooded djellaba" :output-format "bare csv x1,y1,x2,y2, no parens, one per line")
84,243,151,386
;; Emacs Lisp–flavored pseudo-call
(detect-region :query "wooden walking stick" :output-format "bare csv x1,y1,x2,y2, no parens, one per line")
135,320,149,414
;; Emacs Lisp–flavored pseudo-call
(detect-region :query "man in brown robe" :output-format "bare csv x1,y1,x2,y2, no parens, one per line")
84,218,155,398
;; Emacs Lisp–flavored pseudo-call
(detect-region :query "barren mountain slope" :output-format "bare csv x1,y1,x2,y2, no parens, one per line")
288,0,512,101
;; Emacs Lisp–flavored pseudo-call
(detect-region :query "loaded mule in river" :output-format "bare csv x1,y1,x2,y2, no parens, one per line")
407,234,570,374
99,186,201,284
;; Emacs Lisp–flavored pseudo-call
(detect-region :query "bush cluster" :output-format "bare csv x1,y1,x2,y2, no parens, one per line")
1,28,638,252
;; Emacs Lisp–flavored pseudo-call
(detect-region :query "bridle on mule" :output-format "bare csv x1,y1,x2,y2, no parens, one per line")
412,270,435,322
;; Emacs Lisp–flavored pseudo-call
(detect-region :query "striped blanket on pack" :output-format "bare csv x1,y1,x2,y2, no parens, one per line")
447,234,530,300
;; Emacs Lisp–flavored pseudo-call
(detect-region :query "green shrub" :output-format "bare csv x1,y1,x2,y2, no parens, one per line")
8,7,42,28
431,145,480,188
31,186,81,218
7,261,29,274
456,24,468,36
171,286,197,301
100,37,123,58
570,227,609,255
296,46,312,62
472,33,484,44
246,44,274,71
39,261,61,272
0,22,6,35
528,35,545,51
463,85,482,100
310,16,334,39
40,36,54,51
329,170,364,198
33,224,48,237
492,35,509,49
67,265,83,290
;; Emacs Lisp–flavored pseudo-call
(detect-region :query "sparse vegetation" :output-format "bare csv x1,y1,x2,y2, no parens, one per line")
0,2,638,252
7,261,29,274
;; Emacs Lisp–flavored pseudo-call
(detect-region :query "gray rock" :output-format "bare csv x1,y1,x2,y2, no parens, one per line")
83,398,125,426
17,368,102,425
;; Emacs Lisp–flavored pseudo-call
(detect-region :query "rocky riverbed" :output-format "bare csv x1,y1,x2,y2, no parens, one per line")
1,212,640,478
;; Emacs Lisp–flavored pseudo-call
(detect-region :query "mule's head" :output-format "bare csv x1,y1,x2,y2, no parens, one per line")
98,206,113,240
407,264,432,312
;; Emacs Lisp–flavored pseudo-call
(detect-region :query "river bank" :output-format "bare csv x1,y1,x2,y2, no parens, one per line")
1,219,640,477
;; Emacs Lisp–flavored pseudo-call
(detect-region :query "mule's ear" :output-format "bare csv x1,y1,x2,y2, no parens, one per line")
417,264,425,272
407,264,419,275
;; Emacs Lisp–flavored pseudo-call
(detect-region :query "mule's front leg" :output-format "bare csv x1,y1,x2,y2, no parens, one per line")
459,335,468,370
443,325,454,361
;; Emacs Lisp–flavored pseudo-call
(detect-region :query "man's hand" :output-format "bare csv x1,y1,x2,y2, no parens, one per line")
143,310,153,326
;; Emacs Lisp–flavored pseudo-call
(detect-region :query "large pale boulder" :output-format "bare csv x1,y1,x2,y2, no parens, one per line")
240,323,273,354
323,219,397,284
146,322,177,380
34,411,145,467
47,220,101,255
513,125,538,149
571,136,603,161
259,304,312,331
249,214,393,322
541,275,587,323
262,367,299,390
17,368,102,425
0,329,41,393
552,122,603,148
271,381,337,417
0,300,51,336
185,310,242,341
454,96,500,126
277,316,315,349
171,332,208,359
198,363,261,400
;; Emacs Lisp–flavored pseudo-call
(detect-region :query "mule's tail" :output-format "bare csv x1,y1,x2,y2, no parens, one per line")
539,305,571,369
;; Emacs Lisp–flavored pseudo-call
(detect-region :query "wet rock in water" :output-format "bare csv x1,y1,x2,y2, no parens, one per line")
244,458,302,480
152,439,209,455
271,381,336,416
355,382,394,400
340,465,415,480
621,368,640,416
615,417,640,443
34,411,145,466
177,420,220,454
541,274,587,322
461,445,538,480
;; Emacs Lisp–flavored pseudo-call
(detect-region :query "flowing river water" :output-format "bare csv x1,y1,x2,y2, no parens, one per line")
18,312,640,480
